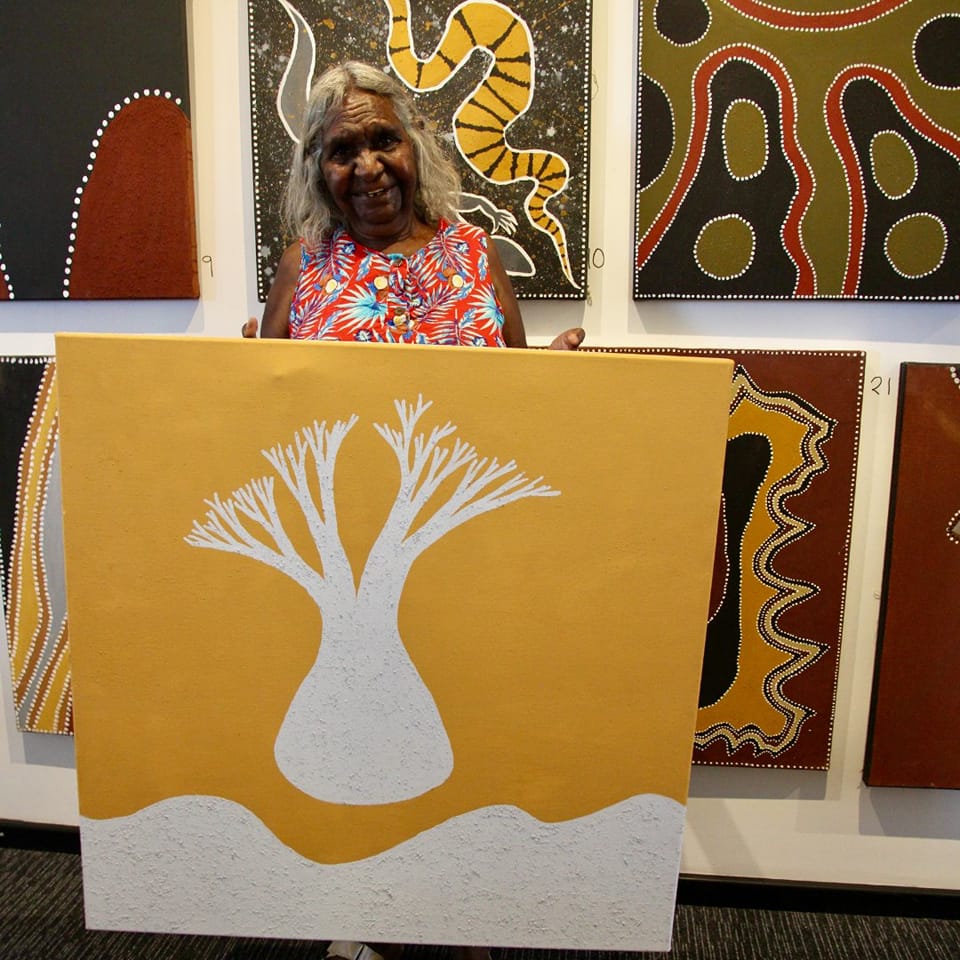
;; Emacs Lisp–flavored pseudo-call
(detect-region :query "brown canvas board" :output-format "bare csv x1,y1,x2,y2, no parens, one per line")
865,362,960,789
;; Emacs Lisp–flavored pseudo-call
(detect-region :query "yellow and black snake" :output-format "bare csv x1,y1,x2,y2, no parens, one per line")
382,0,577,288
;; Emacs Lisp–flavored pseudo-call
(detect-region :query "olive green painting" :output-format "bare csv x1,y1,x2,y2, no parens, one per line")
635,2,960,299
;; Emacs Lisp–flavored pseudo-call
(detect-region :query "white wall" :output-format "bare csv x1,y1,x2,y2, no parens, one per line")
2,0,959,891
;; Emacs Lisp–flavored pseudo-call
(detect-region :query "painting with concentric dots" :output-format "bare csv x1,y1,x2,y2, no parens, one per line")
585,348,865,768
248,0,592,301
865,363,960,789
0,3,197,300
0,357,72,735
634,2,960,299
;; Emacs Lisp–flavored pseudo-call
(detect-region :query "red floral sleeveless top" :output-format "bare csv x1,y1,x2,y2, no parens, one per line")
289,219,506,346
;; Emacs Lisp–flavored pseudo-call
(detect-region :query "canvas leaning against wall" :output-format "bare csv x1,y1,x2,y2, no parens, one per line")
865,362,960,789
55,336,731,949
586,349,865,770
248,0,592,301
0,3,198,300
634,1,960,299
0,357,72,735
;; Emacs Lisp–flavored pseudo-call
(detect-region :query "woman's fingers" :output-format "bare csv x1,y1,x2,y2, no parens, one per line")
547,327,585,350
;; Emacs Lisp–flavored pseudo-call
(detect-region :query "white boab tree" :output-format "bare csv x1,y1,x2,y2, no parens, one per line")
185,396,559,805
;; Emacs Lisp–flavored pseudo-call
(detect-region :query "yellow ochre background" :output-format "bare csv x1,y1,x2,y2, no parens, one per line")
55,335,731,864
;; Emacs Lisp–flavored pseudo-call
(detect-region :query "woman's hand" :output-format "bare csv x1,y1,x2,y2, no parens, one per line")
548,327,585,350
241,318,259,338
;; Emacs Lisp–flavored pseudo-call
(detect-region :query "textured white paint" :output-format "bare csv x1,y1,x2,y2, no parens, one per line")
79,793,686,950
273,589,455,803
188,399,558,805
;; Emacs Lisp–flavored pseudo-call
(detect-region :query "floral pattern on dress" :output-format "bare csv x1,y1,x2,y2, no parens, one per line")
289,219,506,346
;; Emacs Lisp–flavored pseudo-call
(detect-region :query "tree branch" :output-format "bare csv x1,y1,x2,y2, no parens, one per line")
363,396,560,580
185,480,327,605
261,416,357,590
408,461,559,556
184,414,361,605
368,396,465,563
372,396,458,503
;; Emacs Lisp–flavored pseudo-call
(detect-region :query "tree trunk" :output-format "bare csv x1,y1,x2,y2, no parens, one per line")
273,584,453,805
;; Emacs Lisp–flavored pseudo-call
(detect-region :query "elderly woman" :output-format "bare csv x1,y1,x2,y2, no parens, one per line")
244,60,578,960
245,60,582,349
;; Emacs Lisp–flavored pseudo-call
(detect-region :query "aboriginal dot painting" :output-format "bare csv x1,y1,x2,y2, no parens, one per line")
0,358,72,735
0,3,197,300
586,348,865,768
248,0,592,300
865,363,960,789
634,2,960,299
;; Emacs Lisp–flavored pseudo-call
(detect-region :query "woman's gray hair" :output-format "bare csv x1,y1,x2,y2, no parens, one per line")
282,61,461,246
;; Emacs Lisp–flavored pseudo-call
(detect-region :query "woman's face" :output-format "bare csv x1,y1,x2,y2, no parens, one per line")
319,89,419,248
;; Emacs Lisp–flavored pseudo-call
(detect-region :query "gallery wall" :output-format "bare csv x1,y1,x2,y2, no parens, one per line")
1,0,959,892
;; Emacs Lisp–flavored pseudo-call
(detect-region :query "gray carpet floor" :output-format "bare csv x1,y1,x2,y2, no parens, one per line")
2,847,958,959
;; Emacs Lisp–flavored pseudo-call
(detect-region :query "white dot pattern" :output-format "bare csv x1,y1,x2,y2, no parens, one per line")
62,90,183,298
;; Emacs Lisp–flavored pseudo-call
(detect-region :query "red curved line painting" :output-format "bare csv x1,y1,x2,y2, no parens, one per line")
69,96,199,299
825,65,960,296
721,0,911,31
636,44,816,297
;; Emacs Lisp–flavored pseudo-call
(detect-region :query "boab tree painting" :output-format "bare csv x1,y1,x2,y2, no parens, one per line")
185,396,559,805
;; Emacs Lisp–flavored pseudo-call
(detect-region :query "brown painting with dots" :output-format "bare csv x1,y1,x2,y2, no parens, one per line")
865,363,960,788
634,2,960,300
248,0,592,301
0,357,72,734
0,3,197,300
585,348,865,769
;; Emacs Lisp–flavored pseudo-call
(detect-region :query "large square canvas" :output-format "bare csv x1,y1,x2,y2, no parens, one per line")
0,3,197,300
55,336,731,949
0,357,72,734
865,362,960,788
586,349,865,769
248,0,592,301
634,1,960,299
